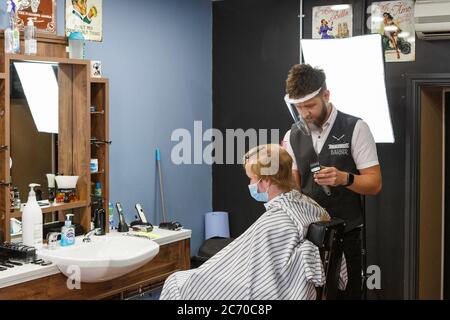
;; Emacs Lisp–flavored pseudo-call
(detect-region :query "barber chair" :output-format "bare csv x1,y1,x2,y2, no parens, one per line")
306,218,346,300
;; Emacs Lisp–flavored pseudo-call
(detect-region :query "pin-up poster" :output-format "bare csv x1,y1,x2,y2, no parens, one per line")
312,5,353,39
16,0,56,34
65,0,102,41
370,0,415,62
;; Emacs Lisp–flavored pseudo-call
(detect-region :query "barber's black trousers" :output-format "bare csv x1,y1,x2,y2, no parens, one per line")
338,227,363,300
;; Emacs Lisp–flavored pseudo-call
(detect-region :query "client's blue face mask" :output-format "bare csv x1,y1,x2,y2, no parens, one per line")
248,179,269,203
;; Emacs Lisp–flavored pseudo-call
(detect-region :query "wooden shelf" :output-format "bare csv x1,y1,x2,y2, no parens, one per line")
0,73,6,79
90,78,109,234
10,200,89,218
90,77,108,83
5,53,89,66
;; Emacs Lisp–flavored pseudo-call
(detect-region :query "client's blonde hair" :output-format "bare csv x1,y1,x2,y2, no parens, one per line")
243,144,296,192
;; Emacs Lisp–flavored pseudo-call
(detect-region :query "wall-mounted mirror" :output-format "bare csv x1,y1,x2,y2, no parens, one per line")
10,62,59,205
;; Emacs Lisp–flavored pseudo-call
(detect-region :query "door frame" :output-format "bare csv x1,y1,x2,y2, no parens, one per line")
405,73,450,299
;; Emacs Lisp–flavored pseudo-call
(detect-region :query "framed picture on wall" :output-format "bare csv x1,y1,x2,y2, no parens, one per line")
65,0,103,42
370,0,415,62
16,0,56,34
312,4,353,40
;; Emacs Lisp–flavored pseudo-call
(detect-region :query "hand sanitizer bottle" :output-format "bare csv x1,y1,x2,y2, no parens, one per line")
22,184,43,249
4,0,16,54
11,0,20,54
61,214,75,247
25,18,37,55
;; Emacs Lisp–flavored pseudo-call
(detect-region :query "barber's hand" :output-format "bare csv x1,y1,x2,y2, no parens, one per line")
314,167,347,187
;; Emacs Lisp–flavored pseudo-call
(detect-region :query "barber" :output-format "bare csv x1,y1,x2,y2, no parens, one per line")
282,64,382,300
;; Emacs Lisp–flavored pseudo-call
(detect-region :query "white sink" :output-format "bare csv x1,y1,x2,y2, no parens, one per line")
37,234,159,283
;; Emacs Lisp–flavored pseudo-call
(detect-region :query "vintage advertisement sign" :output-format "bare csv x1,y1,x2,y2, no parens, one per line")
65,0,102,42
312,5,353,39
16,0,56,34
370,0,415,62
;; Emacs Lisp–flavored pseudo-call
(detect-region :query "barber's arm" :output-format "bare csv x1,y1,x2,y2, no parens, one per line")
311,120,382,196
313,165,382,196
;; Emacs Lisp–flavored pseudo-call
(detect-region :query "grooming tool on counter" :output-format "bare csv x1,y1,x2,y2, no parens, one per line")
0,260,15,268
155,148,183,231
0,242,36,263
31,259,52,266
131,225,153,232
135,203,149,224
159,221,183,231
116,202,129,233
6,260,22,266
130,203,153,231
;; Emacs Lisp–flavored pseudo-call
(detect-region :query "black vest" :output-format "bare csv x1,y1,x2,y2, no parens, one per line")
290,111,363,232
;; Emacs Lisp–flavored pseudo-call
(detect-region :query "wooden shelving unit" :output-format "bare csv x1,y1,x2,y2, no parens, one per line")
0,71,8,242
10,200,88,219
0,35,110,242
90,78,110,234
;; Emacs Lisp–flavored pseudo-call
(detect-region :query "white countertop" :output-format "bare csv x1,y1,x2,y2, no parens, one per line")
0,227,191,290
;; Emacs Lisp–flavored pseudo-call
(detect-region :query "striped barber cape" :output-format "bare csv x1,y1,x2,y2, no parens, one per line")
160,190,347,300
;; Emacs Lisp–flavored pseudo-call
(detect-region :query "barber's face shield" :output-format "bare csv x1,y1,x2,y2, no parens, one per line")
284,86,322,136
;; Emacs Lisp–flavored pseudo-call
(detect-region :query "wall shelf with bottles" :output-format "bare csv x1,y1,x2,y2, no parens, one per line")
90,78,110,234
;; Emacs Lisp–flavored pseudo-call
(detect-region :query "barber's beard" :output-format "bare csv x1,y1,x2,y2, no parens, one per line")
314,100,329,127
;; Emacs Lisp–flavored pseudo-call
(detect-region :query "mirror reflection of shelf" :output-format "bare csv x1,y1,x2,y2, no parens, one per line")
10,200,88,219
91,170,105,175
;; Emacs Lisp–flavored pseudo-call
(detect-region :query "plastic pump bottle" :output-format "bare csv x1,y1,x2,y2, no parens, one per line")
25,18,37,55
22,184,43,249
61,214,75,247
5,0,20,54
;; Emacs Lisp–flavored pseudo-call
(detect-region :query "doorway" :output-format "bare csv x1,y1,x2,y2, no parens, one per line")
405,74,450,300
418,87,446,299
445,90,450,300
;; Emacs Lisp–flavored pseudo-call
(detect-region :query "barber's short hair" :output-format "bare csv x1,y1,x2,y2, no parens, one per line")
285,64,327,99
243,144,295,192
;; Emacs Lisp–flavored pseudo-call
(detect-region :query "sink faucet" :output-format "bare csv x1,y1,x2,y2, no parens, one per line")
46,232,61,250
83,228,102,243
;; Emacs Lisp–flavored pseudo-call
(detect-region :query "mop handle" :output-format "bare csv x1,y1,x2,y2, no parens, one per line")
156,148,168,222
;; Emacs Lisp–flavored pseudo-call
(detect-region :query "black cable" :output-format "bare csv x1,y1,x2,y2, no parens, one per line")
361,195,368,300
